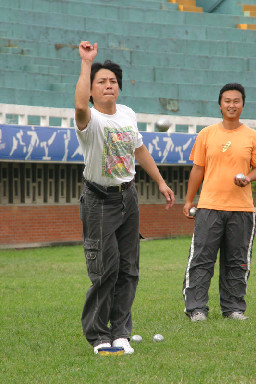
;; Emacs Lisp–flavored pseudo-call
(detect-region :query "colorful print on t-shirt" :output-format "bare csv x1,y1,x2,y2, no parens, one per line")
102,126,135,178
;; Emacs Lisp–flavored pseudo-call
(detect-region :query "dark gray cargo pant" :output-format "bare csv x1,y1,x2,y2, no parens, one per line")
183,209,255,316
80,182,140,347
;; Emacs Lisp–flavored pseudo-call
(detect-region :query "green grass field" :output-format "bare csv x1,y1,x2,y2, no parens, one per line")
1,238,256,384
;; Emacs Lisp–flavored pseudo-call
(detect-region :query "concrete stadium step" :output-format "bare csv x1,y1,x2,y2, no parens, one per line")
1,48,256,92
3,63,256,104
0,44,31,56
0,6,84,31
22,64,61,75
181,12,256,28
42,80,256,104
94,95,256,119
0,87,75,108
1,47,254,75
0,52,80,74
107,33,256,58
2,3,254,28
0,70,78,91
0,45,253,89
88,49,252,72
122,81,256,102
85,17,256,43
1,41,255,93
99,49,251,72
49,83,74,92
1,20,256,57
0,21,102,45
1,62,256,98
2,17,256,45
2,33,256,62
1,3,256,29
1,86,256,119
0,37,81,60
0,5,180,30
0,70,56,91
0,54,63,74
0,0,178,13
0,69,77,90
95,48,255,73
152,66,256,86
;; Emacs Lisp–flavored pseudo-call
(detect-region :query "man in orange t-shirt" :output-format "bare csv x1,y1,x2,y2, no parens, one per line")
183,83,256,322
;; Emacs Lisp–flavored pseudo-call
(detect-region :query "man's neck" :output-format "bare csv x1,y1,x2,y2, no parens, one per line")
221,119,242,130
94,102,117,115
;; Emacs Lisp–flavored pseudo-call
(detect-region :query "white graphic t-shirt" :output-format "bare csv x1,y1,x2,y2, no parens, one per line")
75,104,143,186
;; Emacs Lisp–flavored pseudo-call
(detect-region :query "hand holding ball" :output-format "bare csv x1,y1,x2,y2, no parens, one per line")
236,173,246,182
189,207,197,217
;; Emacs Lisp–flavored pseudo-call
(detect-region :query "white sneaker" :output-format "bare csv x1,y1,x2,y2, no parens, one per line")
94,342,111,354
227,312,249,320
191,312,207,322
112,338,134,354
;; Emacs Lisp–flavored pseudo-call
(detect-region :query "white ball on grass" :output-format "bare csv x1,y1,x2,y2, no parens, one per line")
131,335,143,343
153,334,164,342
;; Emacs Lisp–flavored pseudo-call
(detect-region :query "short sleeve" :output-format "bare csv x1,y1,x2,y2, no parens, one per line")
189,130,206,166
250,133,256,168
125,106,143,149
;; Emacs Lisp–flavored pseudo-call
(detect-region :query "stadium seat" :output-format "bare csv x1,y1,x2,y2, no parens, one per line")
243,4,256,17
243,5,256,12
237,24,256,30
244,11,256,17
168,0,203,13
178,5,203,13
169,0,196,4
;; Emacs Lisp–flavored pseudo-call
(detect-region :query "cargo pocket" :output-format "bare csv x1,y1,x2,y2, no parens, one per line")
84,239,103,276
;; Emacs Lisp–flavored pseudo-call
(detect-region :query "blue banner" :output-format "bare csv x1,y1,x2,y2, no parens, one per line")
0,124,196,165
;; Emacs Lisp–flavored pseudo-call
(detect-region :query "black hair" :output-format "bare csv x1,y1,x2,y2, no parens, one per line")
89,60,122,104
218,83,246,106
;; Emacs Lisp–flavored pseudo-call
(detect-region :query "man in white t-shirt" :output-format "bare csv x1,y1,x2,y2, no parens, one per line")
75,41,175,355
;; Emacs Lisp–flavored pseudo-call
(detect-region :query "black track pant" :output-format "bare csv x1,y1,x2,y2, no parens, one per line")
183,209,255,316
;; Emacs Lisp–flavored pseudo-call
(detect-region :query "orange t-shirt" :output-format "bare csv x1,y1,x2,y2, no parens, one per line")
190,122,256,212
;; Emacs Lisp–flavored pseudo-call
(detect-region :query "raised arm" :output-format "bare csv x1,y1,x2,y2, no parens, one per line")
74,41,98,131
135,144,175,210
183,164,204,218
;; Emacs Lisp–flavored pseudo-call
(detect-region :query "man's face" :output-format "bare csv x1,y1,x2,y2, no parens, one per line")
90,68,119,107
219,89,244,120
